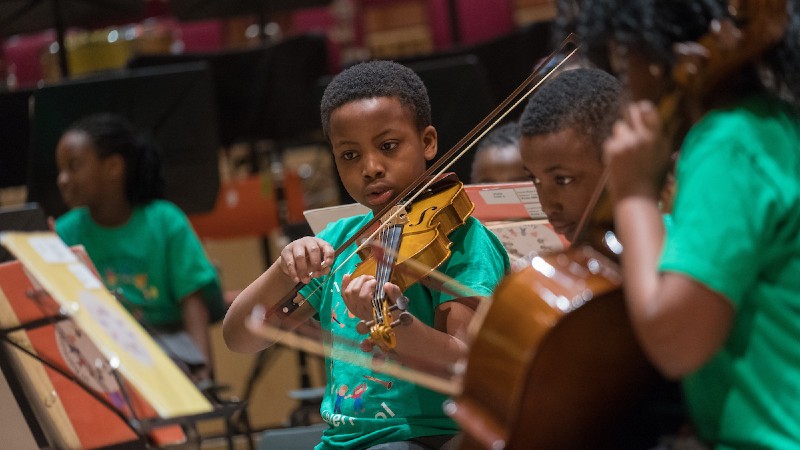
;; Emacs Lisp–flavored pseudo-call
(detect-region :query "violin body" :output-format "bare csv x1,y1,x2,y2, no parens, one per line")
449,244,663,449
352,175,474,292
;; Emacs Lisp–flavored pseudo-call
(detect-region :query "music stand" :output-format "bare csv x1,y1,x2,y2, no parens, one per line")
0,0,146,77
0,202,51,448
0,88,34,189
0,203,49,264
128,32,329,147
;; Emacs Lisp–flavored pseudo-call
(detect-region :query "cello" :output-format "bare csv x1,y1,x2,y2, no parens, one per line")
446,1,791,449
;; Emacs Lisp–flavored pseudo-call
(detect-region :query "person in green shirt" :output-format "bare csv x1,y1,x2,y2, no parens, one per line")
225,60,510,450
576,0,800,448
54,112,225,383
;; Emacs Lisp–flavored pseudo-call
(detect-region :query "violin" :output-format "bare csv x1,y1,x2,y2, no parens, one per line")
352,173,474,352
277,37,581,353
446,1,790,449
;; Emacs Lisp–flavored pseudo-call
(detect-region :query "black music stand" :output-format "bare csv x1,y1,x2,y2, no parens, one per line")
406,55,496,184
0,88,34,189
0,0,146,77
128,33,329,147
26,62,221,218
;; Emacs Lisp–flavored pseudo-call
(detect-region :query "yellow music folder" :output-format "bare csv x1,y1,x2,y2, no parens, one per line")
0,231,213,418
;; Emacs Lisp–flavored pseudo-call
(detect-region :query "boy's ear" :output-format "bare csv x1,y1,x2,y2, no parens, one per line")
422,125,437,161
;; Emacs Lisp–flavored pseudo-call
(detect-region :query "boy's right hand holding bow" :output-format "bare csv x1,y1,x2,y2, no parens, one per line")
279,236,336,284
223,236,334,353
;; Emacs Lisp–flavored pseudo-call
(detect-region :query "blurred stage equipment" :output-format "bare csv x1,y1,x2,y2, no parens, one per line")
0,0,146,77
167,0,332,43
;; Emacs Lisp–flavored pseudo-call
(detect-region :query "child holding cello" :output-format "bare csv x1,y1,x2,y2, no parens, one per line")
224,60,509,450
576,0,800,447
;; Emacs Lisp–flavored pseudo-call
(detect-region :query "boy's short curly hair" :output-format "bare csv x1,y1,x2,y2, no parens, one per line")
520,67,624,152
320,60,432,139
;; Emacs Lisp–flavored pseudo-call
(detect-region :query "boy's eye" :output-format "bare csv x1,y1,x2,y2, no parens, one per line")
340,151,357,161
380,141,398,151
528,173,541,185
555,176,574,185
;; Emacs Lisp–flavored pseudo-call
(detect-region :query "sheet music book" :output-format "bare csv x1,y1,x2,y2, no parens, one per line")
483,219,568,263
464,181,546,222
0,232,213,422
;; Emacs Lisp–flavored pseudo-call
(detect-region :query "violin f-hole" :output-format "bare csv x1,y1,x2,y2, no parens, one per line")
408,206,439,227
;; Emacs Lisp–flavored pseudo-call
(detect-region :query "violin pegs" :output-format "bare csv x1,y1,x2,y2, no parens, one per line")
391,312,413,328
394,295,409,311
356,320,371,334
386,295,409,313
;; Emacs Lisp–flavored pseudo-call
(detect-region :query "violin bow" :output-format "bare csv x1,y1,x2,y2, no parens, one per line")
279,34,582,315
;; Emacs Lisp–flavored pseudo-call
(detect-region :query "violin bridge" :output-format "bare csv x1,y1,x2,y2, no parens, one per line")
380,205,409,227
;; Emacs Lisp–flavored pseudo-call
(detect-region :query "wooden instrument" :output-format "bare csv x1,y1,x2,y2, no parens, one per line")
448,242,661,449
352,173,474,352
447,1,790,449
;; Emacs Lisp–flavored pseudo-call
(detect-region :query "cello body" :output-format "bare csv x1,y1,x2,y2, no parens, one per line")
449,243,665,449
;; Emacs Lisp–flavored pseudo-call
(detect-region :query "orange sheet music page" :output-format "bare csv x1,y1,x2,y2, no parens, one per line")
0,259,187,448
464,182,546,222
0,233,215,447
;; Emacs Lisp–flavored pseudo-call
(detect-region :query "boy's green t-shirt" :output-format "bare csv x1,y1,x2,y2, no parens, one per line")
55,199,224,327
299,213,509,450
659,95,800,448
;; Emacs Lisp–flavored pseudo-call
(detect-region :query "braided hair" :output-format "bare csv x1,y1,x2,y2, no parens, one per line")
66,113,164,206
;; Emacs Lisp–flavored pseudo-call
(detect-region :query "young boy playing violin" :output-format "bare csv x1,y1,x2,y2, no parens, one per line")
224,60,510,450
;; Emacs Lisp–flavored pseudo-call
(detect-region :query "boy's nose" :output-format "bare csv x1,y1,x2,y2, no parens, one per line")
538,189,562,216
361,154,385,179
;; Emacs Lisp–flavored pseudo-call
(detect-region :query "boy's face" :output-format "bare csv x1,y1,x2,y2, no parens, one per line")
56,131,120,209
328,97,437,214
520,127,604,241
